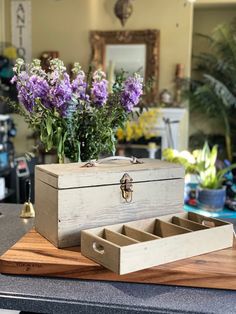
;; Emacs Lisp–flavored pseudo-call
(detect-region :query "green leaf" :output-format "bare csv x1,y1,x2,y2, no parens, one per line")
217,163,236,181
46,116,52,136
203,74,236,108
209,145,218,167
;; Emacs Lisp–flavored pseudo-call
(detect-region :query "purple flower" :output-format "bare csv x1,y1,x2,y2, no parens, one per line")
15,71,50,112
71,71,89,101
11,75,17,84
91,79,108,106
121,74,143,112
48,70,60,85
91,70,108,106
48,73,72,115
30,75,50,100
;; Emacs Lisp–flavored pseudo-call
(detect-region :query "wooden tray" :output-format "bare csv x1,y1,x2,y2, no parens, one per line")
1,229,236,290
81,212,234,274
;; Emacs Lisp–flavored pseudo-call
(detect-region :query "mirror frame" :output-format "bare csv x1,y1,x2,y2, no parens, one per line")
90,29,160,104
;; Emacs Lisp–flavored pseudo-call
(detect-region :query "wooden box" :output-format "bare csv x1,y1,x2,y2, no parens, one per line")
35,158,184,248
81,212,234,275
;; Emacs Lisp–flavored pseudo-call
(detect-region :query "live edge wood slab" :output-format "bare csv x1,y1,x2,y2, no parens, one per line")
0,229,236,290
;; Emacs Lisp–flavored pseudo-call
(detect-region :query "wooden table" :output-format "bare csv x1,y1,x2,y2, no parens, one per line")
1,204,236,314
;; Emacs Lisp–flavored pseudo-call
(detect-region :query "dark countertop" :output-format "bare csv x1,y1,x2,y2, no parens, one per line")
0,204,236,314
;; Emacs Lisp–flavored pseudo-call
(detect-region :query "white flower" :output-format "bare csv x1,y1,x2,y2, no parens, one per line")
16,58,24,66
13,58,25,73
49,58,66,74
93,69,106,81
29,59,46,77
72,62,82,75
133,72,144,83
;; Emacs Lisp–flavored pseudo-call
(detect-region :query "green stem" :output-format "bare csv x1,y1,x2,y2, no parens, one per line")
58,155,64,164
222,111,232,161
77,141,81,162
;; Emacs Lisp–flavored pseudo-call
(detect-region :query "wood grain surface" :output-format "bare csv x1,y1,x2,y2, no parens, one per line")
1,229,236,290
35,159,185,248
35,159,184,189
35,177,184,248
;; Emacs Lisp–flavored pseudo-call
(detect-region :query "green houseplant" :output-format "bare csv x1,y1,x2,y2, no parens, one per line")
188,19,236,161
163,142,236,211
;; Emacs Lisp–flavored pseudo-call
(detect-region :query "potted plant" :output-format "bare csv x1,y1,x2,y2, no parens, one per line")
163,142,236,212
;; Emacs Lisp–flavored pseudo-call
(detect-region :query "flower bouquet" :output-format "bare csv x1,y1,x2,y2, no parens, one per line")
11,58,143,163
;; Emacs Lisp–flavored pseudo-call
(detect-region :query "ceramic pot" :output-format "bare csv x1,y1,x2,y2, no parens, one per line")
196,187,226,212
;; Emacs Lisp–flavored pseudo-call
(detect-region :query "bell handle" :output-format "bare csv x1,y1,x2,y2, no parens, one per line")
25,178,31,203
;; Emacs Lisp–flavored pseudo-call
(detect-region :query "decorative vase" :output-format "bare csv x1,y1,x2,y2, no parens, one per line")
196,187,226,212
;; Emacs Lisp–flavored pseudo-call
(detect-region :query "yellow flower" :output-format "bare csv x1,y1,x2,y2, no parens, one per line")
133,124,143,140
117,109,159,142
126,121,133,142
139,109,159,139
116,127,125,141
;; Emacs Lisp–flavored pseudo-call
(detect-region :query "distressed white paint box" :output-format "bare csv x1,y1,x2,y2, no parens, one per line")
35,158,185,248
81,212,234,275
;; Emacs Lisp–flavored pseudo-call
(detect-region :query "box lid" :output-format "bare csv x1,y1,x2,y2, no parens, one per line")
35,158,184,189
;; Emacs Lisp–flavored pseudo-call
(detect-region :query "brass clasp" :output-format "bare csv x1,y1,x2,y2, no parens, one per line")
120,173,133,203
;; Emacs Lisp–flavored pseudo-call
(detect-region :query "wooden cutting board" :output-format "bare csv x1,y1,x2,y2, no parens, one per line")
0,229,236,290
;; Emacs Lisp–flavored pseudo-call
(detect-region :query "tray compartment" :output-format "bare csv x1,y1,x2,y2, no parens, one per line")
103,229,139,246
81,231,121,273
101,219,160,240
187,212,229,227
153,219,192,237
159,212,229,229
119,218,192,238
81,212,234,275
171,216,209,231
122,225,160,242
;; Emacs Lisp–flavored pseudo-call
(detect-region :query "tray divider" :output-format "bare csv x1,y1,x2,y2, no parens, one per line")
104,228,139,247
86,232,122,248
154,219,192,237
172,216,209,231
123,225,161,242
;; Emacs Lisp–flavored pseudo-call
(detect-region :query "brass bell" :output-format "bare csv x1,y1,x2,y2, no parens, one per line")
20,179,35,218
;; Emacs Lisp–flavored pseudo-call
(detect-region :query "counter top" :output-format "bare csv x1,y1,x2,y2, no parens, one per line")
0,204,236,314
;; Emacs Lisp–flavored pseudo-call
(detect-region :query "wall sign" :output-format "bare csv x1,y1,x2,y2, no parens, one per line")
11,0,32,62
0,0,6,42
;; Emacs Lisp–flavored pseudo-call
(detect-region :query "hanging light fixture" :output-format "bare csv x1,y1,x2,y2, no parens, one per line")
114,0,134,27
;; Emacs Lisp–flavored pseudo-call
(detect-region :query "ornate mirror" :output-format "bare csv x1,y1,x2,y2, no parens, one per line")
90,30,160,104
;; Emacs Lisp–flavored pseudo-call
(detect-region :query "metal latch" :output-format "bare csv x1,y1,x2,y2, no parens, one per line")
120,173,133,203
